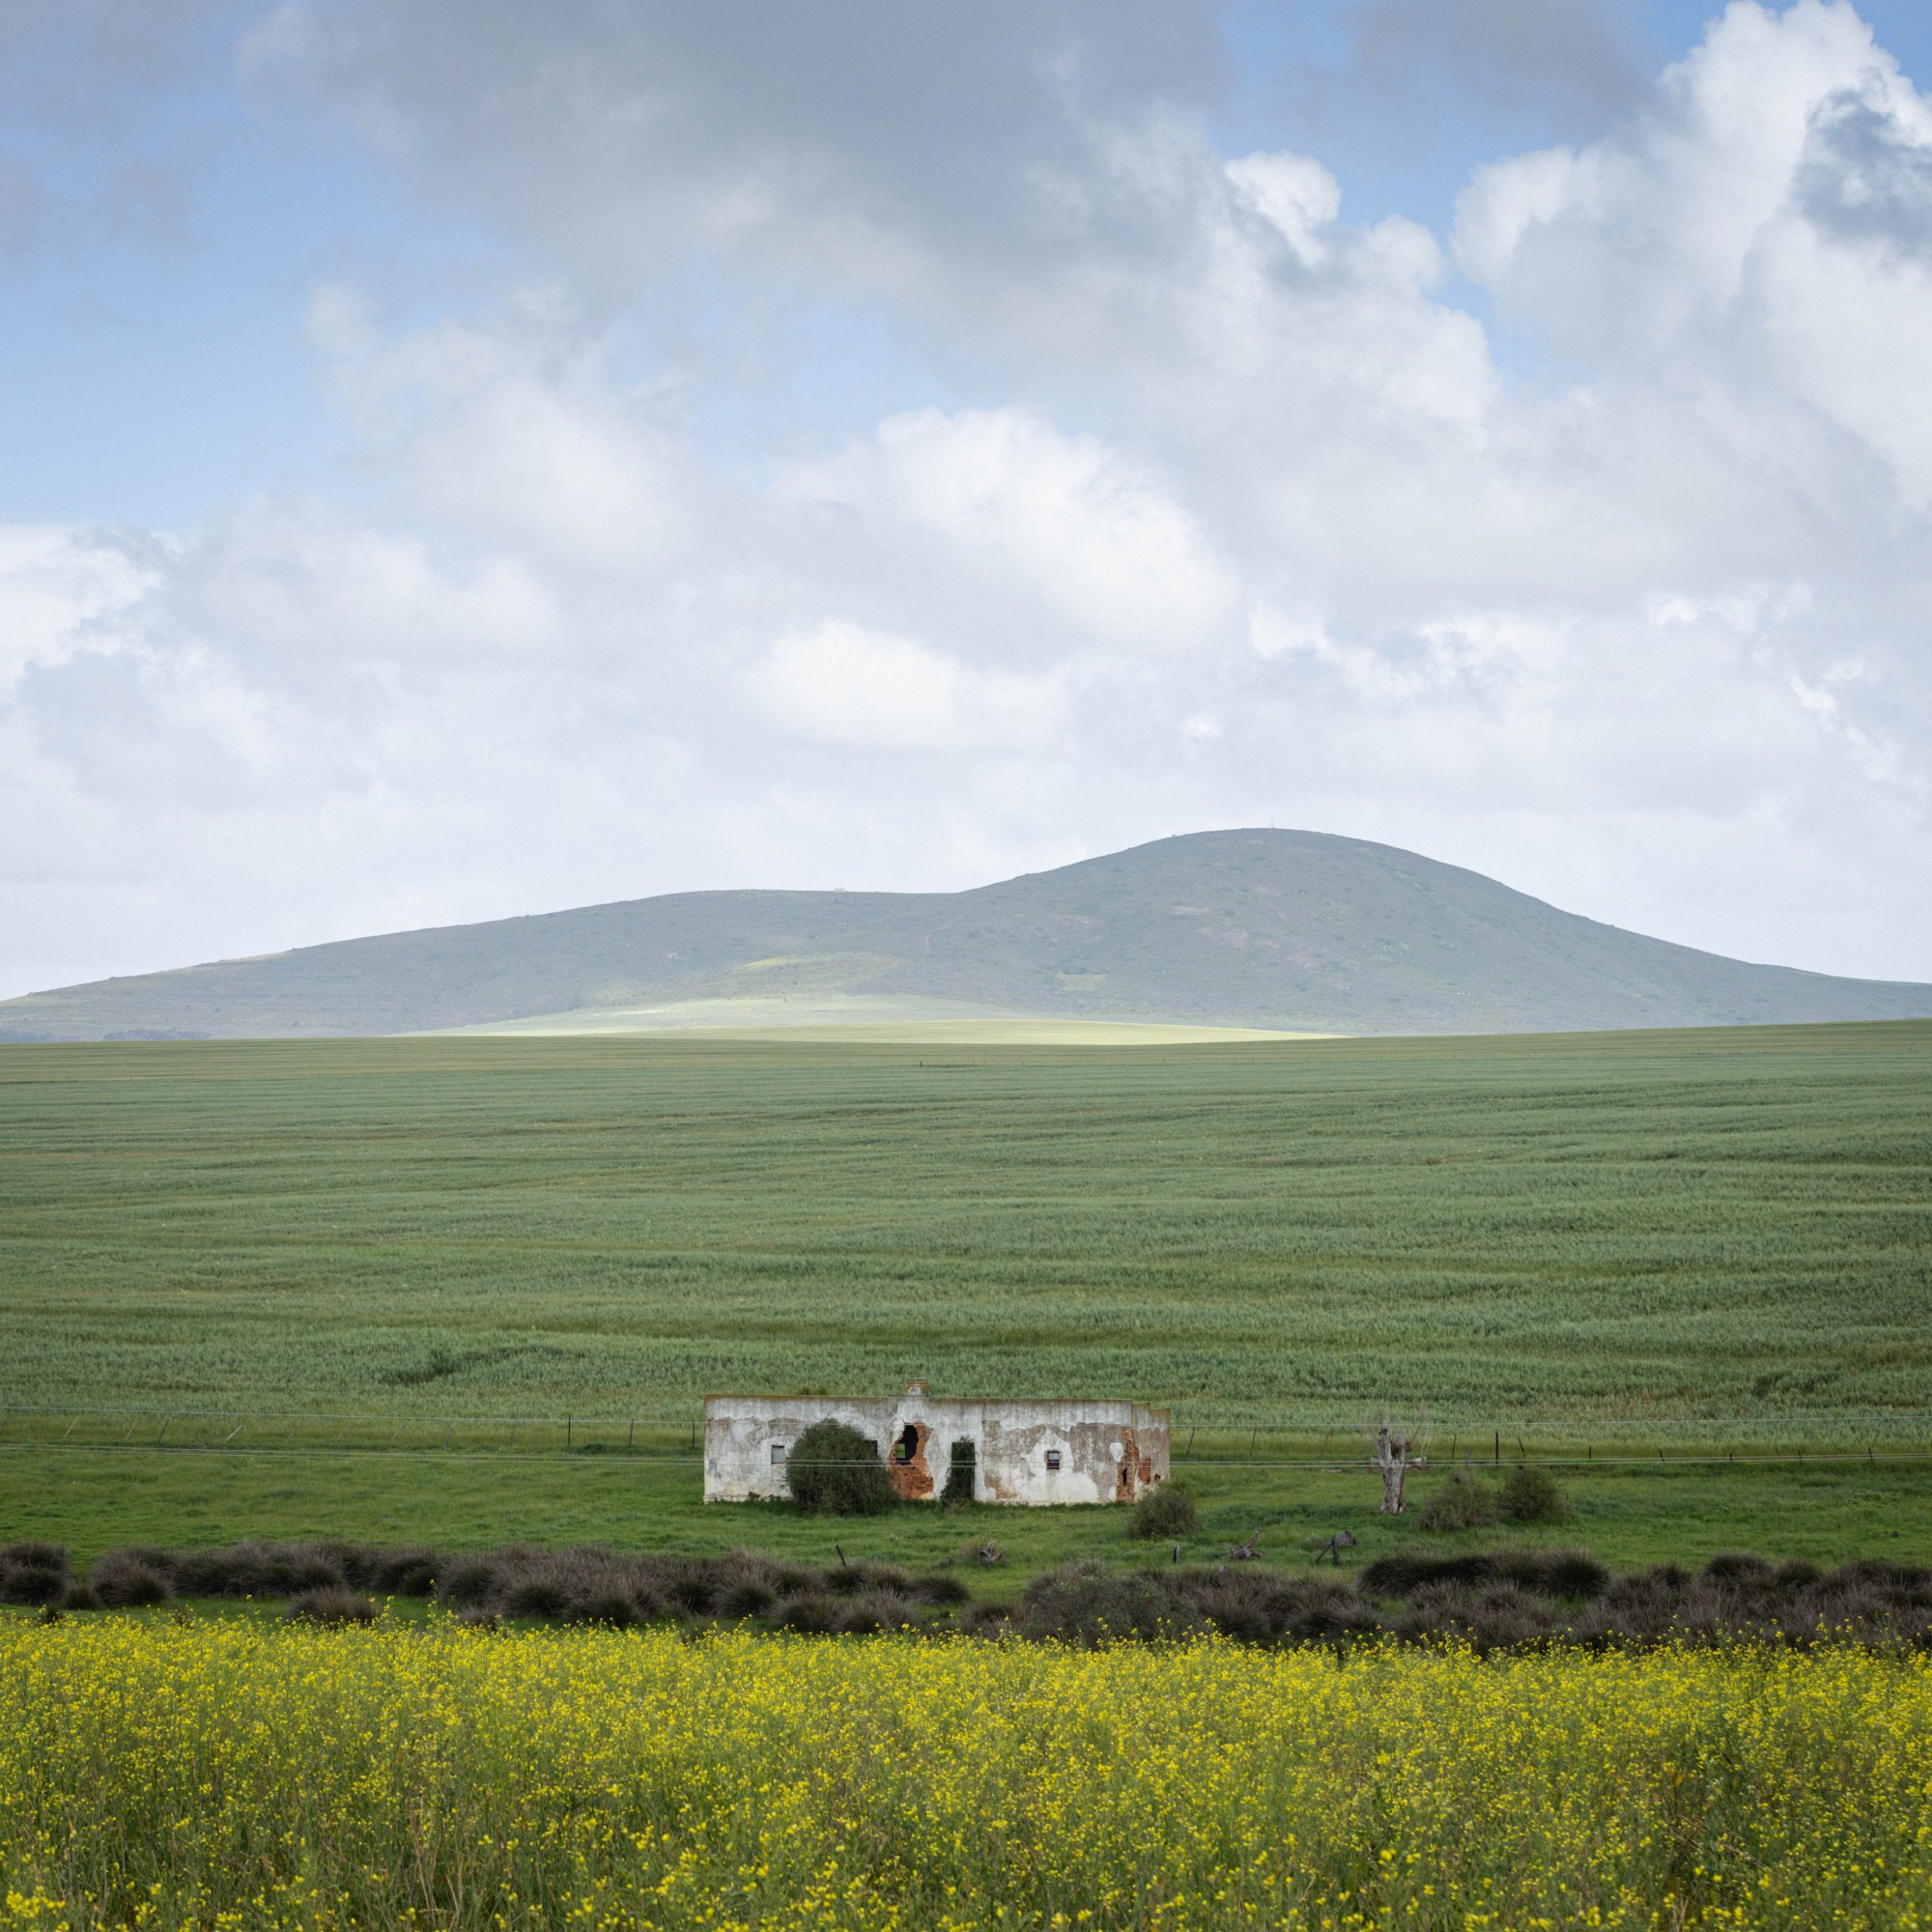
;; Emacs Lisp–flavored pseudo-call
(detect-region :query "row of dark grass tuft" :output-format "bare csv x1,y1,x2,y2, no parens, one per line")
9,1536,1932,1650
0,1538,970,1633
985,1548,1932,1653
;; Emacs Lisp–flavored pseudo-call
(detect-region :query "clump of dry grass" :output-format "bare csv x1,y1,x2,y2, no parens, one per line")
87,1548,174,1609
0,1541,72,1609
285,1588,381,1627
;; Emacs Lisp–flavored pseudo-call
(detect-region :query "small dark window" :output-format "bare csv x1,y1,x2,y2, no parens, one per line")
1044,1449,1063,1472
770,1442,787,1465
895,1423,920,1464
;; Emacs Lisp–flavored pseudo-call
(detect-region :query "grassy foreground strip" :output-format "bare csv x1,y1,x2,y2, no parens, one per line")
4,1626,1931,1931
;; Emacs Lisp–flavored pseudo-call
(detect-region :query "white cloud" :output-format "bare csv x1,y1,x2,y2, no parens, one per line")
750,620,1066,750
794,408,1237,655
190,499,559,666
0,526,161,686
1454,0,1932,503
5,0,1932,995
1224,151,1343,263
309,287,702,573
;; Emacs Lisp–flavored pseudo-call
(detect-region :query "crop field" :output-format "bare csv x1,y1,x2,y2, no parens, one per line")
3,1023,1930,1928
2,1022,1929,1442
4,1618,1930,1930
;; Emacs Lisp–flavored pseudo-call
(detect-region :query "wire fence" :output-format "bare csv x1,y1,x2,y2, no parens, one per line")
3,1406,1931,1467
0,1406,699,1462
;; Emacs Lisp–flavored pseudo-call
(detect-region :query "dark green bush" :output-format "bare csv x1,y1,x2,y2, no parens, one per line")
1417,1472,1498,1531
785,1419,895,1517
1498,1463,1571,1524
1128,1480,1197,1540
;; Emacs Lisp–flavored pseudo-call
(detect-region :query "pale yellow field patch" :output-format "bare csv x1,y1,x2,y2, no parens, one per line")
427,993,1319,1044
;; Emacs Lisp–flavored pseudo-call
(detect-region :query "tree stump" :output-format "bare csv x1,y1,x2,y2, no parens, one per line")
1370,1426,1426,1514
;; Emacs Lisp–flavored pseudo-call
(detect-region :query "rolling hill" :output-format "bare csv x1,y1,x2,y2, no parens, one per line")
5,828,1930,1039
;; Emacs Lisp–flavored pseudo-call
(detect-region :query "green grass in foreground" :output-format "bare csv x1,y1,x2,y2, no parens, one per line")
2,1022,1930,1442
5,1443,1927,1582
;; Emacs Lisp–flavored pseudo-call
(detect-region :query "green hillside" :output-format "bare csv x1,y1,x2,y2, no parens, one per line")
5,828,1929,1038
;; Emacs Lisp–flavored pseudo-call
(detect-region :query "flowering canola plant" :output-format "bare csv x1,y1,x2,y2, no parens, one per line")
2,1619,1930,1930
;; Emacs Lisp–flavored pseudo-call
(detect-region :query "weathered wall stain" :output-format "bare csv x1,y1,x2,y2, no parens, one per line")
889,1419,936,1501
704,1381,1170,1506
1114,1427,1154,1503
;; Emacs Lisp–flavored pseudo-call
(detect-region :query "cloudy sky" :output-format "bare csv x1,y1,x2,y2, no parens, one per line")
6,0,1932,997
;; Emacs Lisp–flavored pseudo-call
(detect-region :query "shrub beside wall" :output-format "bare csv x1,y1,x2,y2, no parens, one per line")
785,1419,896,1516
1128,1481,1197,1540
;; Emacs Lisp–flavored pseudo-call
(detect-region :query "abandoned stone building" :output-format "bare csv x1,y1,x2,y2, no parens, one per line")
703,1381,1171,1505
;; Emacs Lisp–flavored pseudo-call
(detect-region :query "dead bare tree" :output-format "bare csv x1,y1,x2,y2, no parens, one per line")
1313,1529,1356,1566
1227,1533,1261,1561
1370,1424,1427,1514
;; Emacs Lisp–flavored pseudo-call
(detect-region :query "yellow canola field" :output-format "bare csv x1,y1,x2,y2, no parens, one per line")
3,1621,1931,1932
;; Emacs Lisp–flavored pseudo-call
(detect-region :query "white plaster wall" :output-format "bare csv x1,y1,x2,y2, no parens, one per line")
703,1392,1169,1504
704,1397,895,1503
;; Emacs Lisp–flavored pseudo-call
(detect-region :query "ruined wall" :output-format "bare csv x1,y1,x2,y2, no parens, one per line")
702,1386,1169,1505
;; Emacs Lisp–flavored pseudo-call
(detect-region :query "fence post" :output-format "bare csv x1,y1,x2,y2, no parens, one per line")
567,1415,573,1452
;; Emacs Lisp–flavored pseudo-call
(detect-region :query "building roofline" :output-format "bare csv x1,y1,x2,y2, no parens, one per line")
702,1390,1170,1417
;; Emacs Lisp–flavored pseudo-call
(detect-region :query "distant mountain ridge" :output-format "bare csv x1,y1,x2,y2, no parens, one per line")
6,829,1931,1039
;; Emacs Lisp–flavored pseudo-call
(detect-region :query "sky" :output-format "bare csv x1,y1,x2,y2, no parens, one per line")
6,1,1932,998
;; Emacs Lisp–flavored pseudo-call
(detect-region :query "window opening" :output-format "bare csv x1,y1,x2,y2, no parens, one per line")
771,1442,787,1465
895,1423,920,1464
1044,1449,1063,1472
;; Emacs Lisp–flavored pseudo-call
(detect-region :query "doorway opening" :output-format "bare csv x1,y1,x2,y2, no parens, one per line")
943,1437,977,1504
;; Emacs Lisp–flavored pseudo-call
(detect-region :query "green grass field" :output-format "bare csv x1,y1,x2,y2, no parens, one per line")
5,1023,1929,1431
2,1021,1929,1565
4,1441,1928,1580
